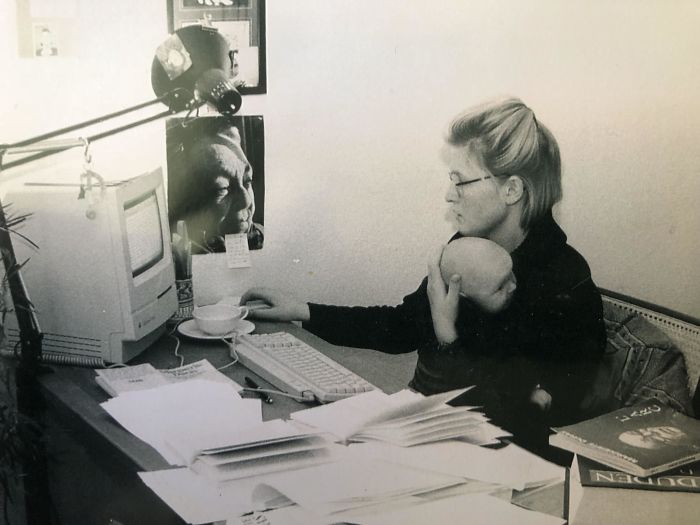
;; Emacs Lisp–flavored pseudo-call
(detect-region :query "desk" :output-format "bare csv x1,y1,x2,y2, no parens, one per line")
37,322,564,524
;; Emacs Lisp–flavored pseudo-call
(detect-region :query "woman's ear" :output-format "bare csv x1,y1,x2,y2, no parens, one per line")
502,175,525,205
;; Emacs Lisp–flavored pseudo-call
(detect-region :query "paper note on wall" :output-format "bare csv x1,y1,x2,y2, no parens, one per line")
226,234,251,268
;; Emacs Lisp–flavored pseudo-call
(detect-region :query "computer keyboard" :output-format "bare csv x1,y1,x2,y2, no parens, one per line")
235,332,376,403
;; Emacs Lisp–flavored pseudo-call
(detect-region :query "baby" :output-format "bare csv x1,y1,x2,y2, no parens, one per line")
440,237,551,410
441,237,555,410
439,236,517,314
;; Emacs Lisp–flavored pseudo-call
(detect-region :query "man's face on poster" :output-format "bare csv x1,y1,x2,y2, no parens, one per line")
189,140,255,247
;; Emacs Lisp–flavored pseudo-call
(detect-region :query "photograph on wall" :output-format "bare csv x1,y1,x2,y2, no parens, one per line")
15,0,78,58
168,0,266,94
33,22,59,57
166,115,265,253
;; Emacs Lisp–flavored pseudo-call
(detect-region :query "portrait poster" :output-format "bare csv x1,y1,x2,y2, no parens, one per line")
166,115,265,254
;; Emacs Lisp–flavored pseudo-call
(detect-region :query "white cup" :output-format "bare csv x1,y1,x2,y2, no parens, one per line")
192,304,249,336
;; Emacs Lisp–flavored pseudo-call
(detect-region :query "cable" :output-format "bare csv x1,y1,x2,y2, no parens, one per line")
163,320,186,368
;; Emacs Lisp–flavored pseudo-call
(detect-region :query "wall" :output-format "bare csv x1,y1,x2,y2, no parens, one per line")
1,0,698,318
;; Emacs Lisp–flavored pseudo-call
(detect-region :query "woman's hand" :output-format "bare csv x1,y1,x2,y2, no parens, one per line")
426,245,461,344
240,287,310,322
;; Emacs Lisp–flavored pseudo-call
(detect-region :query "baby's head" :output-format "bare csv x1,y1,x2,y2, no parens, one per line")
440,237,516,313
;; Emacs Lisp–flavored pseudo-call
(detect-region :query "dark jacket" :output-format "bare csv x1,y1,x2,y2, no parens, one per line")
304,213,606,455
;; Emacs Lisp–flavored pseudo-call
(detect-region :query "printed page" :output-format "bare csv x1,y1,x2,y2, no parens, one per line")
95,363,168,396
160,359,243,391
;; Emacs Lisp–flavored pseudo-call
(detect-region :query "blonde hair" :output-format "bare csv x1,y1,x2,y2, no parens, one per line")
447,97,562,229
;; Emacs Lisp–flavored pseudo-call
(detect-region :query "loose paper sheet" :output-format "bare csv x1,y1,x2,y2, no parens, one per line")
101,380,261,465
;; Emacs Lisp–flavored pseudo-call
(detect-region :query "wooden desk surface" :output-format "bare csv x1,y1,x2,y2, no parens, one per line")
38,321,418,472
38,321,564,522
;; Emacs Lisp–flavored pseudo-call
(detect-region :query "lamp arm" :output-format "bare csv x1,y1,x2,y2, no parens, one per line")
0,87,196,171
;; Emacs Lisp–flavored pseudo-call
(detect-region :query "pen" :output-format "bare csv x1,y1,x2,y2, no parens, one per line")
244,376,274,404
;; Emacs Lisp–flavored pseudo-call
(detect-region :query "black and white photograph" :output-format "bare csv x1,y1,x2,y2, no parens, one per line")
32,23,59,57
1,1,699,524
166,115,265,253
168,0,266,94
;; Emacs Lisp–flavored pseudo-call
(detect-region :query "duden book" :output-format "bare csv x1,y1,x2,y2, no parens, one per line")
567,454,700,525
550,400,700,477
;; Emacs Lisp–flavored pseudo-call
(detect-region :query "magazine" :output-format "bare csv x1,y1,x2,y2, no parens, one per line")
95,359,241,397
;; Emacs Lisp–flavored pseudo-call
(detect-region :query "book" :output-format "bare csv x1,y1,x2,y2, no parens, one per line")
567,455,700,525
290,387,510,447
576,455,700,493
95,359,242,397
550,400,700,477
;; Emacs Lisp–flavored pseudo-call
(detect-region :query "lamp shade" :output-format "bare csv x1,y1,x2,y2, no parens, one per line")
151,25,241,114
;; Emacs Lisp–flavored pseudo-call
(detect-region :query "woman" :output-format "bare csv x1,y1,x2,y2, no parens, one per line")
243,98,605,461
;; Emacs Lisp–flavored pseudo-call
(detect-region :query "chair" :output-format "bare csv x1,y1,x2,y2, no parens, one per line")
580,289,700,418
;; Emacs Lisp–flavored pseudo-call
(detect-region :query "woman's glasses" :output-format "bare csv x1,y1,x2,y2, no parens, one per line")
450,173,509,189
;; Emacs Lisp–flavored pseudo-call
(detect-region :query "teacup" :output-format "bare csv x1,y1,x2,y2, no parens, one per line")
192,304,249,336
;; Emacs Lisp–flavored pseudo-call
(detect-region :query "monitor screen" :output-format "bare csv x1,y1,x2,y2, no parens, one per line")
124,191,164,277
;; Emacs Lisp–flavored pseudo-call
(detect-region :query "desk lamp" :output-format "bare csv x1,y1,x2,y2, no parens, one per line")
0,24,242,367
0,26,243,524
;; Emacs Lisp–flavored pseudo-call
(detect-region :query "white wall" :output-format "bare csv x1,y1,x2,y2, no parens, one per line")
2,0,699,317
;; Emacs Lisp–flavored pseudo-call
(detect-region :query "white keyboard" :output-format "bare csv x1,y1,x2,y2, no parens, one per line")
235,332,376,403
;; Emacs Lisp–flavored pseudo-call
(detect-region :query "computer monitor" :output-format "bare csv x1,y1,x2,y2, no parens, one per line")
4,168,177,366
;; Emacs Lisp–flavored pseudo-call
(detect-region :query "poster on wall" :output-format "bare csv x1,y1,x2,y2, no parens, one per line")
167,0,267,95
166,115,265,254
15,0,79,58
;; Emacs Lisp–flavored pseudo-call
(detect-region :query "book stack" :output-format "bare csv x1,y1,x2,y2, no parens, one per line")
549,401,700,524
567,455,700,525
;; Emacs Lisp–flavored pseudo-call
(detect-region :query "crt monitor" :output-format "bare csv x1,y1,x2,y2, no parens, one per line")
4,168,177,366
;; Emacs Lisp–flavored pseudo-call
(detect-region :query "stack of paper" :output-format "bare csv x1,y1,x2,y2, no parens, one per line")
187,420,336,482
251,457,465,516
101,379,261,465
290,387,509,446
347,441,565,491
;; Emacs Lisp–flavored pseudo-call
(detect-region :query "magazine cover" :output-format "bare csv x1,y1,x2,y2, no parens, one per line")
550,401,700,476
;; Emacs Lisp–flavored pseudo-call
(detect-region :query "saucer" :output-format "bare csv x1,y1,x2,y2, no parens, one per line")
177,318,255,340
